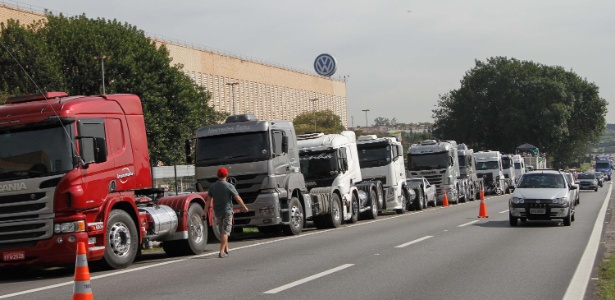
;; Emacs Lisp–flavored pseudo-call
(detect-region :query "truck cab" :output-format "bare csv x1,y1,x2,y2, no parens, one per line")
357,135,410,214
501,154,516,192
512,154,526,183
457,144,483,201
595,155,612,181
474,151,507,195
407,140,462,204
194,114,308,236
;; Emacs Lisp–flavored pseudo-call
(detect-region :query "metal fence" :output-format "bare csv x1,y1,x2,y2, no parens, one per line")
152,165,195,196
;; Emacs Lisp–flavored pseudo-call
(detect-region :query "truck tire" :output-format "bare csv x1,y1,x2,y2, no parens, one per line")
395,189,408,214
282,197,304,235
174,203,207,255
325,193,342,228
414,189,424,211
347,193,359,224
361,189,378,220
103,209,138,269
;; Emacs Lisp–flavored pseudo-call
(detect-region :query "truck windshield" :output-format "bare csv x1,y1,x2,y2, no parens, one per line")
299,150,338,179
0,123,74,181
596,162,611,169
407,151,448,171
196,132,269,167
357,143,391,168
458,156,467,167
476,161,499,170
502,157,512,169
514,162,522,170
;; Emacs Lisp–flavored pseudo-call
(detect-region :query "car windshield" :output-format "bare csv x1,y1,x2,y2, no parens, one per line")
517,173,566,189
299,150,338,179
476,161,499,170
577,173,595,179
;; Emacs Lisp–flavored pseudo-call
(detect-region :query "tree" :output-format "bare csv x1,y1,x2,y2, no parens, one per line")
293,109,345,135
0,14,220,165
373,117,390,126
432,57,607,168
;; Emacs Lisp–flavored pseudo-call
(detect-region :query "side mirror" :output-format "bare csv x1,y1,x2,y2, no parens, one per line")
570,184,578,190
282,136,289,153
76,136,107,166
185,139,193,164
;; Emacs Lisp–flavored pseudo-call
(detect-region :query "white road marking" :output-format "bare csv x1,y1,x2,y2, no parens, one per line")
563,184,612,300
395,236,433,248
457,220,480,227
499,209,509,214
263,264,354,294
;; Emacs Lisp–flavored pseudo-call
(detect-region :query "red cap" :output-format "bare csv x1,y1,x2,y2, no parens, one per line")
217,167,228,178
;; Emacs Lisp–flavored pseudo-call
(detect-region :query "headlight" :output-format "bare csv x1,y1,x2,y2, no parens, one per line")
54,221,86,234
511,197,524,204
554,197,568,205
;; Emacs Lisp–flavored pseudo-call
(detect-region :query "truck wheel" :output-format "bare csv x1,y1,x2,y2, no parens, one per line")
103,210,138,269
362,188,378,220
175,203,207,255
325,193,342,228
395,190,407,214
347,194,359,224
509,213,518,227
414,189,424,211
282,197,304,235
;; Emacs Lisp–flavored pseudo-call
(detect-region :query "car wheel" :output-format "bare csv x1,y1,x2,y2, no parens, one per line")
563,210,572,226
509,213,518,227
595,187,598,192
414,189,424,211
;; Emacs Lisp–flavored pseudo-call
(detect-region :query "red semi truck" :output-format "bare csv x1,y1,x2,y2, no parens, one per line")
0,92,208,269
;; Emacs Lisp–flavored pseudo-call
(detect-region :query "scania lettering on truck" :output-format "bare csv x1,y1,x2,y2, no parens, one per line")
501,154,516,193
474,151,507,195
457,144,483,201
356,135,410,214
194,114,308,236
595,155,612,181
0,92,208,270
407,140,462,204
297,132,380,228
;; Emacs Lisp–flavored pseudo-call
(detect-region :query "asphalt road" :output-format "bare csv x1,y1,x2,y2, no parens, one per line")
1,183,611,300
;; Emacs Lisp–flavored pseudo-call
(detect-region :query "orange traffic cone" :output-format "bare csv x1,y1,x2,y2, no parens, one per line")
73,242,94,300
480,188,485,201
442,187,449,207
478,198,489,218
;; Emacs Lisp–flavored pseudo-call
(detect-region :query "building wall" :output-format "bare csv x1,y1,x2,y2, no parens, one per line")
0,4,348,126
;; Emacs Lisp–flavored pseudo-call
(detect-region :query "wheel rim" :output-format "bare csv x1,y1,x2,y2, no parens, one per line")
352,197,359,218
189,213,204,244
290,204,303,229
333,200,340,221
371,192,378,215
402,191,407,210
108,222,132,257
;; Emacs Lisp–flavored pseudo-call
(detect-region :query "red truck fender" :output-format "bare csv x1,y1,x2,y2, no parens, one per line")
157,193,207,231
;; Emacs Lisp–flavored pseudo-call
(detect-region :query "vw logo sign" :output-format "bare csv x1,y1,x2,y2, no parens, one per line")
227,177,237,186
314,53,337,77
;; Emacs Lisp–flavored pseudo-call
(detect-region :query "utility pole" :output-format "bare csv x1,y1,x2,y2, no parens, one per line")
310,98,319,131
362,109,370,128
226,81,239,114
93,55,111,94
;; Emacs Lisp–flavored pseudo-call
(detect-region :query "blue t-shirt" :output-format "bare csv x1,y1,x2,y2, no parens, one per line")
208,180,239,216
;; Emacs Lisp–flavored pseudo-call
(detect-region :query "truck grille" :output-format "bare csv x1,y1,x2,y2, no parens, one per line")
0,187,55,245
477,173,494,184
199,173,269,204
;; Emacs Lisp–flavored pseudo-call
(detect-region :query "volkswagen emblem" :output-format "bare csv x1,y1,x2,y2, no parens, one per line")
227,177,237,186
314,53,337,77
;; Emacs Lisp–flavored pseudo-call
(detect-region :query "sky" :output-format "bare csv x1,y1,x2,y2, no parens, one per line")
9,0,615,126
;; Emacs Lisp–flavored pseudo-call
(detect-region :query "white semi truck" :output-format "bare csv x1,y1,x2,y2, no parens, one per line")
356,135,411,214
501,154,517,192
297,132,380,228
513,154,526,183
407,140,463,204
474,151,507,195
457,144,483,201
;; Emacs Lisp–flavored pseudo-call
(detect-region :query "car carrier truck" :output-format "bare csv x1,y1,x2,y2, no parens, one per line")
194,114,309,236
407,140,463,204
356,135,411,214
0,92,208,270
297,131,380,227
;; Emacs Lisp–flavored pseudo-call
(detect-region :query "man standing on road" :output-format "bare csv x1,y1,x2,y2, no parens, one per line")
204,167,249,258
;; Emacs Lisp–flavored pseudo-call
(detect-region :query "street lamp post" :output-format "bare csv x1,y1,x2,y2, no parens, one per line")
93,55,111,94
362,109,370,128
310,98,318,131
226,81,239,114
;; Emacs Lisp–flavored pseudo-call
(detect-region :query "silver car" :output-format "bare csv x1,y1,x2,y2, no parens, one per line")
509,170,577,226
406,177,437,210
564,172,580,205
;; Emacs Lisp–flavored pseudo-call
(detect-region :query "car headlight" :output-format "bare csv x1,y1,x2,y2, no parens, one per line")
511,197,524,204
54,221,86,234
554,197,568,205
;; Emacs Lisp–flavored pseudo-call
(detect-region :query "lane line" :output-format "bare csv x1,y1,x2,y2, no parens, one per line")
263,264,354,294
395,235,433,248
563,185,612,300
499,209,509,214
457,220,480,227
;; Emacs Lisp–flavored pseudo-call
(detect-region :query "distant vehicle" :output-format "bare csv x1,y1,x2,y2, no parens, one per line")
501,154,516,193
577,173,599,192
594,172,605,187
512,154,526,183
406,177,437,210
595,155,612,181
563,171,580,205
509,170,577,226
474,151,507,195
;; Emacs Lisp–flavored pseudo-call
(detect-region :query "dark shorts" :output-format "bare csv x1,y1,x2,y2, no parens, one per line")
215,213,233,236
